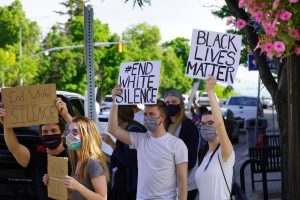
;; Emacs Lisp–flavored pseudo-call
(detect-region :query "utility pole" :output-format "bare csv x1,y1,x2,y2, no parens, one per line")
287,54,300,199
84,5,96,121
19,26,23,86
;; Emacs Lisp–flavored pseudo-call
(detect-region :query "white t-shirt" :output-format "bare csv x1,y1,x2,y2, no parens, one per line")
134,110,144,125
195,148,235,200
130,131,188,200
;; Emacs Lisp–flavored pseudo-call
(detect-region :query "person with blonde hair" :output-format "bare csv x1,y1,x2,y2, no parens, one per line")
63,116,110,200
164,89,199,200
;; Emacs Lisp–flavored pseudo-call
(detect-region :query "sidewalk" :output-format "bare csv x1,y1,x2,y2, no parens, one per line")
233,130,281,200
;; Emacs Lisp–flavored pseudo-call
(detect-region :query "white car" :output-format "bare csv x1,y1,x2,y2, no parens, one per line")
262,97,273,107
223,96,264,121
100,95,113,108
196,92,219,106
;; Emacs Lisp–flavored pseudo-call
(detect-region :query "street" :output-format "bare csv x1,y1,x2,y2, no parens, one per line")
233,106,281,200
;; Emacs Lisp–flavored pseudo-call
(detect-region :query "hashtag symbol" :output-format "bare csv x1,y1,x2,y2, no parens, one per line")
125,65,132,73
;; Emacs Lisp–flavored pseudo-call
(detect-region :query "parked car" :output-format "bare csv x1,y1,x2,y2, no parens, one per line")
100,95,113,108
98,107,111,122
223,96,264,128
0,90,85,199
262,97,273,107
196,92,219,107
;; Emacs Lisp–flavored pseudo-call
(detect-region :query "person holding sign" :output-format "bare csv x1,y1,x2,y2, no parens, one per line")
164,89,200,200
195,76,235,200
108,84,188,200
0,98,72,200
63,116,110,200
102,105,146,200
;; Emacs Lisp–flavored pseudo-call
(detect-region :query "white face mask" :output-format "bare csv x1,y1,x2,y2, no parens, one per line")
201,125,217,142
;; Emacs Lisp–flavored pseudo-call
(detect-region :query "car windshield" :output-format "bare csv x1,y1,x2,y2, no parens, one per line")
228,97,258,106
104,96,113,102
201,93,208,97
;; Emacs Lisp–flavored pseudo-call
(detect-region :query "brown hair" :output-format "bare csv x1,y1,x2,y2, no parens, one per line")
39,117,66,135
68,116,110,182
118,105,134,123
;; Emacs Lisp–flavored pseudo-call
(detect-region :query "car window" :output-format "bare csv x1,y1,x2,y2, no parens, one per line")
228,97,242,105
69,98,84,116
244,98,258,106
104,96,113,102
201,93,208,97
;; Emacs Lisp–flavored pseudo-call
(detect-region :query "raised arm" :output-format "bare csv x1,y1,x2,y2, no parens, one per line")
206,76,233,161
56,97,73,125
107,85,131,145
0,108,30,167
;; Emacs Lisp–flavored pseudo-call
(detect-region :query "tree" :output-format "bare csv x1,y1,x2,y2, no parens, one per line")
0,0,41,86
55,0,90,19
215,1,299,198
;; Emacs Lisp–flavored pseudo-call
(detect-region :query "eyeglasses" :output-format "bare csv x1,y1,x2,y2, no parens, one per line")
200,121,215,126
65,128,79,136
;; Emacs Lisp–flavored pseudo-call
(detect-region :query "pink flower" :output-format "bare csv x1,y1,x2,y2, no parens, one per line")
289,0,298,3
262,21,278,37
290,29,300,40
226,17,233,26
263,43,274,52
236,19,247,29
273,41,285,53
239,0,246,8
272,0,280,9
278,10,292,21
255,11,263,23
295,46,300,56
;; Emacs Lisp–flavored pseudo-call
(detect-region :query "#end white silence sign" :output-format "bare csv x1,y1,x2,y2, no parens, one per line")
116,61,161,105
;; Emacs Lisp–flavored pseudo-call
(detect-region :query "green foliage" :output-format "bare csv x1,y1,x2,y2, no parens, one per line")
0,0,41,86
162,37,190,64
55,0,89,18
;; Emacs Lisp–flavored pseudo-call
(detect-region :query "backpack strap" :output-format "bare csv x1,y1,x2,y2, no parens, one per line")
218,154,232,200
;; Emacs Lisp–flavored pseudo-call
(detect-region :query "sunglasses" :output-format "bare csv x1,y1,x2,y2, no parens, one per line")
200,121,215,126
65,128,80,136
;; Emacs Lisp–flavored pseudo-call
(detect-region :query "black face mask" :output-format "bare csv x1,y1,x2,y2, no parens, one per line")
40,134,62,150
166,104,181,116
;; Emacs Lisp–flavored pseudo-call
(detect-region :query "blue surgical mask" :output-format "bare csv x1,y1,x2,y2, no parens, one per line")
65,134,82,150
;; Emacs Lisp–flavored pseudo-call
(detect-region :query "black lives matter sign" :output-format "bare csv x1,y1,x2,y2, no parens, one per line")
116,61,161,105
186,29,242,84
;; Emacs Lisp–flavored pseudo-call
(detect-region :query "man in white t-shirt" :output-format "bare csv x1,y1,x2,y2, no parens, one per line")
108,85,188,200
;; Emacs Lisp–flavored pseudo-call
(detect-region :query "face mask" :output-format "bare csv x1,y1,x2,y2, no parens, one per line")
65,134,82,150
40,134,62,150
144,116,161,132
201,125,217,142
166,104,181,116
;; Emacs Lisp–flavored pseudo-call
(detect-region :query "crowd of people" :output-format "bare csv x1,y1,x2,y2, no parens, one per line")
0,76,235,200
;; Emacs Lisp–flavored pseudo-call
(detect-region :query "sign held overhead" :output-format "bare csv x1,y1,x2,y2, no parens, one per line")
186,29,242,84
1,84,58,128
116,61,161,105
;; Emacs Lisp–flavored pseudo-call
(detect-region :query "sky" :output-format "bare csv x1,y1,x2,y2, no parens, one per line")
0,0,270,97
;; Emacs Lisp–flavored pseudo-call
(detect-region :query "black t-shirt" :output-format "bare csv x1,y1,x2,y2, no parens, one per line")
26,148,71,200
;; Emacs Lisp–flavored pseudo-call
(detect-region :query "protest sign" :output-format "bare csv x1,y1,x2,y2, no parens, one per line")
186,29,242,84
116,61,161,105
1,84,58,128
186,82,200,111
48,155,68,200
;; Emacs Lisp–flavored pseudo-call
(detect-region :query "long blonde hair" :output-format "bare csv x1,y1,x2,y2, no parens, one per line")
68,116,110,182
169,101,186,135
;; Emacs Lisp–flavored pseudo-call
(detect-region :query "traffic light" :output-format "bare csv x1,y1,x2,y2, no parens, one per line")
117,43,123,53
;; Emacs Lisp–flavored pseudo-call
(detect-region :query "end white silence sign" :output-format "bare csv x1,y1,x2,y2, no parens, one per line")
116,61,161,105
186,29,242,84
